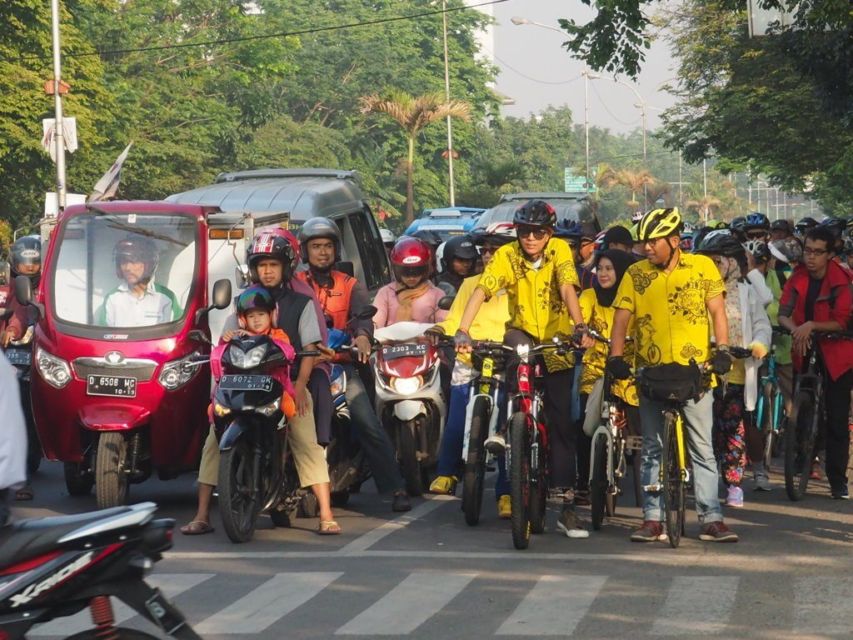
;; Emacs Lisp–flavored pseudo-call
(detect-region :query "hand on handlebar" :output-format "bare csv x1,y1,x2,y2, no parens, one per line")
711,348,733,375
572,324,595,350
315,343,336,364
353,335,372,363
606,356,632,380
748,341,768,359
791,321,814,357
424,325,446,346
454,329,473,354
221,329,248,342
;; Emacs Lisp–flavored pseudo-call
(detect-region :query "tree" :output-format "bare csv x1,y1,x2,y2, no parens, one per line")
686,195,722,224
360,91,470,223
598,167,656,207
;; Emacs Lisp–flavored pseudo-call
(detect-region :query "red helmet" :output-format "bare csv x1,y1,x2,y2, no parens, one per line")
247,230,296,281
390,236,433,281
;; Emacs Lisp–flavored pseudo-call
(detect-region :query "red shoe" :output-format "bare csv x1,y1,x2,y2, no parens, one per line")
630,521,667,542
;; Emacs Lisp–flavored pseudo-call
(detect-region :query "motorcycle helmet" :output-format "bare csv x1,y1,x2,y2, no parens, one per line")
10,235,42,284
113,236,158,281
247,229,296,281
441,234,478,272
298,217,343,264
390,236,432,284
513,199,557,228
380,228,396,247
636,207,683,242
236,285,277,315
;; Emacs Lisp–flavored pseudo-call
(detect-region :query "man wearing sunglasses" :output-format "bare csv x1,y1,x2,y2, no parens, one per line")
454,200,592,538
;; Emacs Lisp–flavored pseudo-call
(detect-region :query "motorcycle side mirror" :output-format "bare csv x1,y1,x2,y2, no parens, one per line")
188,329,212,346
437,296,455,311
235,264,251,287
195,279,233,323
14,275,43,318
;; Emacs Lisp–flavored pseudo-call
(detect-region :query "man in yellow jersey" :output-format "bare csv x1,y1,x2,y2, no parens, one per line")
608,208,739,543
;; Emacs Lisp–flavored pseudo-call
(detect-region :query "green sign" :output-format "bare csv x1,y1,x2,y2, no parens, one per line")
564,169,596,193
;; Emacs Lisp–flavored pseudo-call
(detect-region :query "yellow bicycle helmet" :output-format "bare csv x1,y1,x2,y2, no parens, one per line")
636,207,683,241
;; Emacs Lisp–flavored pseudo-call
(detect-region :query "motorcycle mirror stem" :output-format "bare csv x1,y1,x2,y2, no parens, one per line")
14,275,44,319
194,279,233,323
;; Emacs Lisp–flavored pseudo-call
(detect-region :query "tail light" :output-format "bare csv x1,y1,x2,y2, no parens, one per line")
142,518,175,553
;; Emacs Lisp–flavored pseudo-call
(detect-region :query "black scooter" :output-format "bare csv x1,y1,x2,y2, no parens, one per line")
0,502,201,639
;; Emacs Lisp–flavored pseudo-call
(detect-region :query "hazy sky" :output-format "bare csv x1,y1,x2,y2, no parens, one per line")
487,0,677,132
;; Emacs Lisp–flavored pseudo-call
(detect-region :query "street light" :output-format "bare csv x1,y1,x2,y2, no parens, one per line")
440,0,455,206
50,0,66,212
510,17,595,193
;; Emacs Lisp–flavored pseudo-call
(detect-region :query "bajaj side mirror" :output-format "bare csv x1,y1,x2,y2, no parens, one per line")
437,296,455,311
212,279,232,310
14,275,43,318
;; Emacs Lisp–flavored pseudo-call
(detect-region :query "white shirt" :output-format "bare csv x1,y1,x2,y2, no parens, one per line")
0,351,26,490
104,280,177,327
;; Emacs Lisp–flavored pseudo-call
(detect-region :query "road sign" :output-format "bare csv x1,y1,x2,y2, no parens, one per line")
564,169,596,193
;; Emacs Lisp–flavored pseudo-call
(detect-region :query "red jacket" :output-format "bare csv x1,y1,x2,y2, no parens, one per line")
779,261,853,381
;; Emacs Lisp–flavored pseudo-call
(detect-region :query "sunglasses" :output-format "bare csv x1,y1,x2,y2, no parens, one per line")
516,225,549,240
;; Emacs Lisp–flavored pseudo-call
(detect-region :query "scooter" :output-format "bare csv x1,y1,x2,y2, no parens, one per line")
372,322,448,496
0,502,201,639
3,325,42,475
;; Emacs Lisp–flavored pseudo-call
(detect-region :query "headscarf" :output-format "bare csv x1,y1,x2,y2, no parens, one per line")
593,249,637,307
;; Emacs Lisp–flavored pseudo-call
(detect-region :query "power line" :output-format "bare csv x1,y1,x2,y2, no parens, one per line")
588,81,641,128
23,0,511,61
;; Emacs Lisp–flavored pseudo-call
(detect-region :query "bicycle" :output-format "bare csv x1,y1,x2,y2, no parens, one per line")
784,331,853,501
460,341,507,526
753,327,789,468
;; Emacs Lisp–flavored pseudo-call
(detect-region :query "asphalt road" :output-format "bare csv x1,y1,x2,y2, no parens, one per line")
13,458,853,640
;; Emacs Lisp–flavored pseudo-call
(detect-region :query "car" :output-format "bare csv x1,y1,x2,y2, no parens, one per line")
473,192,594,231
403,206,485,241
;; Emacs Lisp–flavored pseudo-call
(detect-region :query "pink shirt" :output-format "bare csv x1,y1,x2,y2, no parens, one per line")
373,282,448,328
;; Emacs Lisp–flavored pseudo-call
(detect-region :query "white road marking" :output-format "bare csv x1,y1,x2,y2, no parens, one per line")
650,576,739,635
496,574,607,636
195,571,342,635
335,571,476,635
338,495,455,554
793,576,853,635
32,573,213,636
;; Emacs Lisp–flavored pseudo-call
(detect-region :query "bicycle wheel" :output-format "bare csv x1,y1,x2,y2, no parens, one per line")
589,434,608,531
508,412,531,550
662,411,685,549
462,396,490,527
785,391,818,501
528,425,548,535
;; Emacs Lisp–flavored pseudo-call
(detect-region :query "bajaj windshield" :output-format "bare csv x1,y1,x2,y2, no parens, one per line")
52,213,198,333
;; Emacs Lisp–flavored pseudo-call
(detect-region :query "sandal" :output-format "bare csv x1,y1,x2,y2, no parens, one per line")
317,520,342,535
15,485,34,501
180,520,214,536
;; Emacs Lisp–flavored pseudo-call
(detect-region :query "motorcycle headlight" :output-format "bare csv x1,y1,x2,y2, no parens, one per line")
329,368,347,397
159,351,203,391
255,397,281,416
228,344,267,370
213,402,231,417
36,347,71,388
391,376,421,395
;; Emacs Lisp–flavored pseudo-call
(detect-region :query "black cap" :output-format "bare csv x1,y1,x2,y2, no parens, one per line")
602,225,633,247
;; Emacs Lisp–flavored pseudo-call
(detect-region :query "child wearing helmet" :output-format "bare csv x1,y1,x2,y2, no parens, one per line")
373,237,448,328
98,236,180,327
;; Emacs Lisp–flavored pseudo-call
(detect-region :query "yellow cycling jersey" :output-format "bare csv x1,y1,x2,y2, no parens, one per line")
578,288,639,406
614,252,724,368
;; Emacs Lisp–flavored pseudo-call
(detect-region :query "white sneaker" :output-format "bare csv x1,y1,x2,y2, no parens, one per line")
484,434,506,455
754,472,771,491
556,508,590,539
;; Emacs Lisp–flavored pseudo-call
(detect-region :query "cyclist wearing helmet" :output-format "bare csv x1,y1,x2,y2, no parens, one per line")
295,218,412,512
794,216,817,239
602,225,633,253
1,235,42,347
426,223,515,515
608,207,740,542
438,234,479,293
374,237,447,328
98,236,180,327
729,216,747,242
770,219,792,241
743,212,770,242
455,199,591,538
555,218,596,289
695,233,772,507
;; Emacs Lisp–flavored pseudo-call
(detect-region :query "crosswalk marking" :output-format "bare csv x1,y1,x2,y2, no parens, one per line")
335,572,477,635
793,576,853,635
32,573,213,637
195,571,342,635
650,576,739,635
496,574,608,636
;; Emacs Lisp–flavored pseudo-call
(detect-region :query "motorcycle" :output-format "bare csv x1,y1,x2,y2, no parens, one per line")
372,322,448,496
3,325,42,475
210,333,313,543
0,502,201,639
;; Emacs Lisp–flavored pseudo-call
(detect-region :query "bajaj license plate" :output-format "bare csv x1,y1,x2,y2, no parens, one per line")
86,375,137,398
220,374,274,392
381,343,428,360
5,349,31,367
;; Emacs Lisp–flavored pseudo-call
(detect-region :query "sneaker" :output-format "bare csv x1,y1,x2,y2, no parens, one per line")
392,491,412,512
810,459,823,481
753,470,771,492
726,485,744,507
484,434,506,455
699,521,739,542
630,520,668,543
574,489,590,506
497,495,512,519
556,508,589,539
428,475,457,495
830,485,849,500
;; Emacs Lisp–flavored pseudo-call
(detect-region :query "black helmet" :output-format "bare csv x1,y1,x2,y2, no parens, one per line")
114,236,159,281
10,235,41,285
442,234,478,263
298,217,342,264
770,219,791,233
818,216,845,239
513,200,557,228
794,217,817,234
410,229,444,249
554,218,584,240
235,285,277,315
695,229,745,258
246,230,296,281
744,212,770,232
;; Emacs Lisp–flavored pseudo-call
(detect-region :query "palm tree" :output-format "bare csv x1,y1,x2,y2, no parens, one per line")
598,167,657,208
360,91,471,223
686,195,722,223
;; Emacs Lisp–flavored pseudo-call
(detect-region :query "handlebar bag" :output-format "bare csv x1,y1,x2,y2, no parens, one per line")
638,363,703,403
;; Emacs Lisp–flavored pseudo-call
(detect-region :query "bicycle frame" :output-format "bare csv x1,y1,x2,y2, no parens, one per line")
511,345,548,471
755,344,784,435
461,355,503,460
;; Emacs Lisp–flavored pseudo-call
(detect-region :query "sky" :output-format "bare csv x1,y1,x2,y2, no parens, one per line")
485,0,678,133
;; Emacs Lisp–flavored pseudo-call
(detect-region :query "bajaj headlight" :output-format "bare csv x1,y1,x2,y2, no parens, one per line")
159,351,203,391
229,344,267,370
36,347,71,388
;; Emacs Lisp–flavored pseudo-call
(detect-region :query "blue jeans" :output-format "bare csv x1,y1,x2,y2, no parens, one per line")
638,390,723,524
437,382,509,499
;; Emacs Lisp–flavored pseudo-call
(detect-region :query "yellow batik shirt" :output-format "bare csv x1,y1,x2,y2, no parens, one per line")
613,253,724,368
477,238,579,371
578,288,639,406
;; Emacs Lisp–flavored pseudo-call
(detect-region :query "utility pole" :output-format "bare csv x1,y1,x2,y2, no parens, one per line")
441,0,455,206
702,158,708,198
678,151,683,208
50,0,66,212
582,69,599,193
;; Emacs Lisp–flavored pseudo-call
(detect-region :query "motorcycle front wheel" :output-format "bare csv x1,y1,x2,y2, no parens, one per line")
219,439,262,543
398,419,424,497
95,432,129,508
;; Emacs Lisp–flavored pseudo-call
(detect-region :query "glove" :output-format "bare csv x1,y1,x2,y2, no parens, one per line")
606,356,632,380
453,329,473,351
711,348,733,375
749,341,768,359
